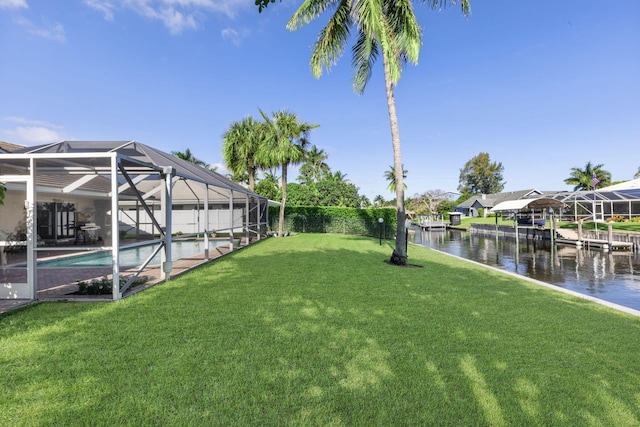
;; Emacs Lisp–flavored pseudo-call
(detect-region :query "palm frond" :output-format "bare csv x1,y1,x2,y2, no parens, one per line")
308,0,353,78
287,0,342,29
418,0,471,15
351,30,378,93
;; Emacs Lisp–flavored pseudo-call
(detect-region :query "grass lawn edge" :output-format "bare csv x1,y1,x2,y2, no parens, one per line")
410,242,640,317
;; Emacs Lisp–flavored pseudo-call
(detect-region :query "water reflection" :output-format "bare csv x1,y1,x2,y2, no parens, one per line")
413,228,640,311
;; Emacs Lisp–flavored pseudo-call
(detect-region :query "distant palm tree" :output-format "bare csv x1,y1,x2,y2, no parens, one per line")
172,148,217,172
259,109,318,237
385,165,407,193
635,167,640,179
564,161,611,191
359,195,371,208
373,194,386,207
299,145,329,184
328,170,349,183
172,148,207,167
222,116,267,192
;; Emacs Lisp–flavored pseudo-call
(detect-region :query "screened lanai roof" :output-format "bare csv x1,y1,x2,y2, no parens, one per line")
2,140,264,203
545,189,640,203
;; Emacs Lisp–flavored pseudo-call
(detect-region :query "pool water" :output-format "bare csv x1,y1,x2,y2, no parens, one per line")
38,239,236,268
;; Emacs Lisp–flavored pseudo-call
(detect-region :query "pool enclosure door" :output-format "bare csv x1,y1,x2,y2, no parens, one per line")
1,176,35,299
593,201,604,222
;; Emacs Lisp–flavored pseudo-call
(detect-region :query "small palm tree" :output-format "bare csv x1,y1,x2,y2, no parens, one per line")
258,109,318,237
635,167,640,179
564,161,611,191
172,148,207,167
385,165,407,193
171,148,217,172
299,145,330,184
222,116,267,192
328,170,349,183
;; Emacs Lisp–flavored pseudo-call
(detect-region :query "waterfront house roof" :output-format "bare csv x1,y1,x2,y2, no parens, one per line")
0,141,24,153
457,189,544,210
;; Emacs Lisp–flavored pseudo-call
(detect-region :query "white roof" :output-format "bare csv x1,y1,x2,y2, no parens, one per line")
599,178,640,191
490,197,565,212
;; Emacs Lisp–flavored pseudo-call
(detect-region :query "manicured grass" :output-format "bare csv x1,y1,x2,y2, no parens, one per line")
2,234,640,426
460,216,513,228
559,221,640,233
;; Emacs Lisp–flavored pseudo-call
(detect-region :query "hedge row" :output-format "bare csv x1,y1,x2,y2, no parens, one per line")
268,206,397,223
268,206,397,238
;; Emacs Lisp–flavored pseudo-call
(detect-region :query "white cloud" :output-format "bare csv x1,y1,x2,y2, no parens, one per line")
221,26,250,45
14,16,66,42
1,117,65,145
10,127,63,144
0,0,28,9
83,0,115,21
83,0,249,34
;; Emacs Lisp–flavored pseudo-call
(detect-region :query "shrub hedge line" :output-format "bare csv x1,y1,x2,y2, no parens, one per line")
268,206,397,238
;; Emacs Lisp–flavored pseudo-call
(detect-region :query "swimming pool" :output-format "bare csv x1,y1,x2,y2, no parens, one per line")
38,239,236,268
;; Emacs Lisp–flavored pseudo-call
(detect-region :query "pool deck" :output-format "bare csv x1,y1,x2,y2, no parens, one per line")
1,237,257,315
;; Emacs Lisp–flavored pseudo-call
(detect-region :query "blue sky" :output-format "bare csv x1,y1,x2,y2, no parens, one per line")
1,0,638,200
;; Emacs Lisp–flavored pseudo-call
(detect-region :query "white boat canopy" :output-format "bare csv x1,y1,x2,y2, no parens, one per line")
489,197,566,213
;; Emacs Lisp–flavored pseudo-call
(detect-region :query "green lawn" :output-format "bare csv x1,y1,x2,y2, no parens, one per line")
2,234,640,426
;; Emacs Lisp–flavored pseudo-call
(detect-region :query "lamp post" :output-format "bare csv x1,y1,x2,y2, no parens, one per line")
405,219,411,254
378,218,384,245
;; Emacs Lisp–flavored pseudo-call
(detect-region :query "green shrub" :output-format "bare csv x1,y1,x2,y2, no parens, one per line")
76,276,147,295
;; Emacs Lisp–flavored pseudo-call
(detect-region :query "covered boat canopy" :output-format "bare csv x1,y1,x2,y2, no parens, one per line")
489,197,565,213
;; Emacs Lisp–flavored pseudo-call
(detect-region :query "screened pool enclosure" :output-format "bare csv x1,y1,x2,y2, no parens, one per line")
0,141,268,301
545,188,640,222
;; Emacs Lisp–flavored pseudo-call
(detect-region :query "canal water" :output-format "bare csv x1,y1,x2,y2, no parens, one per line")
411,228,640,312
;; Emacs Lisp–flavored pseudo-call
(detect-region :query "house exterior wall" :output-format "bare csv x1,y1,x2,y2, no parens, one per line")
119,206,246,236
0,191,25,238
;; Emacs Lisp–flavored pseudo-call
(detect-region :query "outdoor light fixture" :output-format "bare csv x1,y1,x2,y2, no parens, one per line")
378,218,384,245
405,219,412,253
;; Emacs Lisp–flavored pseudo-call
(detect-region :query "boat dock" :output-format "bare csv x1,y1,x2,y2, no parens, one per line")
469,223,637,252
555,229,634,251
419,220,448,230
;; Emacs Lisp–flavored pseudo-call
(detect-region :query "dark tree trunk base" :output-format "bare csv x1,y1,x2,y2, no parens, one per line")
389,249,407,266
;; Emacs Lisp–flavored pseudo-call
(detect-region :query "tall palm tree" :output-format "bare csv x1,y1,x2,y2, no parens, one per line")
259,109,318,237
564,161,612,191
299,145,330,184
222,116,267,192
286,0,470,264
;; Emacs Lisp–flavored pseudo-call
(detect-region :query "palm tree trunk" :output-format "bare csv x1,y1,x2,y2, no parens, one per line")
279,162,288,237
383,54,407,265
248,163,256,192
